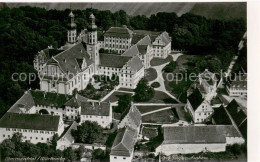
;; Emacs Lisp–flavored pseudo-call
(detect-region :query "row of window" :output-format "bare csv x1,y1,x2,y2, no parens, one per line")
3,134,50,141
105,44,129,49
5,128,55,134
105,37,129,43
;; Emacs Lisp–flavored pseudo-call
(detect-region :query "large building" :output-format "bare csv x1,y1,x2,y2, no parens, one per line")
0,112,64,144
34,12,149,94
103,26,133,54
156,126,226,155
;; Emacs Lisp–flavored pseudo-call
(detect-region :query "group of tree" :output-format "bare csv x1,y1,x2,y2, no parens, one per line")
0,133,87,161
133,78,155,102
162,61,177,73
71,121,104,144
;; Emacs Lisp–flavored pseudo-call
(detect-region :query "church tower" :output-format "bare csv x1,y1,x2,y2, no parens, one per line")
67,11,77,44
86,13,99,72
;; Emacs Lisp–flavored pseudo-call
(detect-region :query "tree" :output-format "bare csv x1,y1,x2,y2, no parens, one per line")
133,78,155,102
63,147,77,161
162,61,177,73
71,121,103,144
50,133,59,150
113,94,132,113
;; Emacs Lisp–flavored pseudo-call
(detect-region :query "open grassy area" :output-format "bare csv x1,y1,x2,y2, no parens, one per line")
150,55,173,66
145,68,157,82
103,91,133,102
136,105,170,114
137,91,178,104
142,127,158,139
142,108,179,124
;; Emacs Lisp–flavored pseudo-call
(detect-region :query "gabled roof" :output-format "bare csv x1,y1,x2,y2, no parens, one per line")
99,53,132,68
49,42,94,79
122,45,139,57
127,104,142,128
137,45,148,55
212,106,232,125
104,27,133,38
81,102,110,116
226,99,240,117
187,88,204,111
0,112,60,131
133,30,161,42
64,94,89,108
8,91,35,113
110,126,138,157
163,126,226,144
125,56,144,72
159,31,171,45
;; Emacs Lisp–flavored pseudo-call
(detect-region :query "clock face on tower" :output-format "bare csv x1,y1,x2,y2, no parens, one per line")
89,47,92,51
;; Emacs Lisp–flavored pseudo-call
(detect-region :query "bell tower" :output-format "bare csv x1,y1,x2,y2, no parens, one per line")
67,11,77,44
86,13,99,72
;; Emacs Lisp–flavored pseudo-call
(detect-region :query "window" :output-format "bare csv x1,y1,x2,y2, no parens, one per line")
41,138,44,140
114,157,117,159
36,137,38,140
123,157,126,160
3,135,5,137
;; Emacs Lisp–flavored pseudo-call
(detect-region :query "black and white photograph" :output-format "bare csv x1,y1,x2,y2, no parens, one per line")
0,1,257,161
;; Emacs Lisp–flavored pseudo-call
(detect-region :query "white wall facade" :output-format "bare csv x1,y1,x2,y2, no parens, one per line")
0,118,64,144
104,36,132,54
226,137,245,145
157,143,226,155
110,150,133,162
226,86,247,97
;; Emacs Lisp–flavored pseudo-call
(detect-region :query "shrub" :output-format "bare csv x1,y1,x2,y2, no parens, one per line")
151,82,160,88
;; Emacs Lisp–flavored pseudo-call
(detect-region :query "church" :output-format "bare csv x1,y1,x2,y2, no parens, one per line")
34,11,171,95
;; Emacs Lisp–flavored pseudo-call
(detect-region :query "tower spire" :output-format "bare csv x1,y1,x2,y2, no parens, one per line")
67,7,77,44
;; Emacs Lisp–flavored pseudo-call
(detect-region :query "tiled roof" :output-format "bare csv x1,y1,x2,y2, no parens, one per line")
215,125,242,138
81,102,110,116
50,42,94,79
30,90,71,108
110,126,138,157
0,112,60,131
163,126,226,144
159,31,171,45
122,45,139,57
64,94,89,108
125,56,144,72
212,106,232,125
127,104,142,128
137,45,148,55
137,35,152,46
227,73,247,88
104,27,133,38
99,53,132,68
133,30,161,42
8,91,35,113
187,88,204,111
226,99,240,117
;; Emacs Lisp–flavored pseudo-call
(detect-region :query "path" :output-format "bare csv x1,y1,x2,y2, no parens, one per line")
149,53,183,103
141,104,184,116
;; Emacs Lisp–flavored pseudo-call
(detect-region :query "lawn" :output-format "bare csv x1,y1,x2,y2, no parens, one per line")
142,108,179,124
136,105,170,114
142,127,158,139
174,54,196,72
103,91,133,102
150,55,173,66
137,91,178,104
144,68,157,82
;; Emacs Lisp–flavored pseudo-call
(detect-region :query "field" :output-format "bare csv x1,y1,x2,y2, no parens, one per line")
145,68,157,82
137,91,178,104
103,91,133,102
142,108,179,124
150,55,173,66
136,105,170,114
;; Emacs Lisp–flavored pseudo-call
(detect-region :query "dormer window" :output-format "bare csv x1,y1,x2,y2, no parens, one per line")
63,59,66,63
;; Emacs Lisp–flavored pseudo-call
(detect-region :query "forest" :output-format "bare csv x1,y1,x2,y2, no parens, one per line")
0,4,246,118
